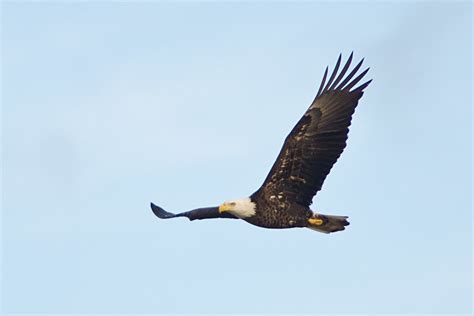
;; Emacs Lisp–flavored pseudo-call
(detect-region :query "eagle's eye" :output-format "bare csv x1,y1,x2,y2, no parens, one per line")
229,202,236,207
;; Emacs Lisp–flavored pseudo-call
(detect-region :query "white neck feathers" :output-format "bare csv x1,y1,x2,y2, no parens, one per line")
227,197,256,218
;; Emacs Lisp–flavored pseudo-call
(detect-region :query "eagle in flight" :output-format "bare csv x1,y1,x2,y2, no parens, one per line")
151,53,371,233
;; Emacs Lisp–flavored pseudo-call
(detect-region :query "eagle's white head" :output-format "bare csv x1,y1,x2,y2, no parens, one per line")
218,197,256,218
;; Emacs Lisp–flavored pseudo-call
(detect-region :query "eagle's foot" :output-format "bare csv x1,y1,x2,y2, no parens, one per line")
308,218,324,226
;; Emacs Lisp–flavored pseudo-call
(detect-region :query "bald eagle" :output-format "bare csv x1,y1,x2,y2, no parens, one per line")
151,53,371,233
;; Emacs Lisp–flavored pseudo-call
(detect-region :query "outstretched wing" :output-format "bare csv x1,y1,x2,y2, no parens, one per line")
252,53,371,208
150,203,238,221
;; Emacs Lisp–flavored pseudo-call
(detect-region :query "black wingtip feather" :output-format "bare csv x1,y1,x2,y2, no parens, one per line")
335,58,364,91
354,79,372,93
315,54,371,101
329,52,353,91
322,54,342,92
150,202,177,219
315,66,329,99
343,67,370,91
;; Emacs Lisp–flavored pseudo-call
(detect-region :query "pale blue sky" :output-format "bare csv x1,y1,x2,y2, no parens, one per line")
2,1,472,314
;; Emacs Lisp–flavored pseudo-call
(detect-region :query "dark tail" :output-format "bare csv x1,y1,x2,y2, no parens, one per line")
307,214,349,233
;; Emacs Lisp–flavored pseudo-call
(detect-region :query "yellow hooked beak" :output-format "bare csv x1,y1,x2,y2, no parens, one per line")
219,203,232,213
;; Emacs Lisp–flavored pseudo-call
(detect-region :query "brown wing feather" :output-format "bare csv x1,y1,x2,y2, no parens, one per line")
252,54,371,208
150,203,237,221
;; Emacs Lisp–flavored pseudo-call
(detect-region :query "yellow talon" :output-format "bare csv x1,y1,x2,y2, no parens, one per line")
308,218,324,226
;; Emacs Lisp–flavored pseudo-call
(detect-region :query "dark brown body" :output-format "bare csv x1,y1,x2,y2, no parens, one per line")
244,196,313,229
